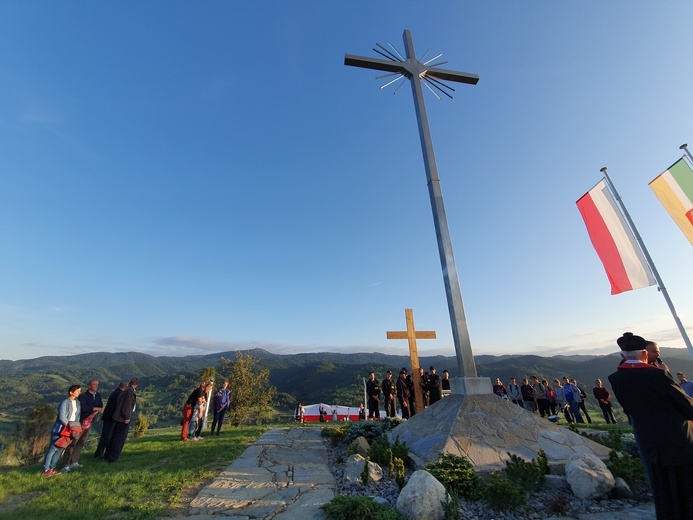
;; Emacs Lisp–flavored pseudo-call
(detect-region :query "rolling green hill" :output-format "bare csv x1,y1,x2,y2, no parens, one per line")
2,347,693,438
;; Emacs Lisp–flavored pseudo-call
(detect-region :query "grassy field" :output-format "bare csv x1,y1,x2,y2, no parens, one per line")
0,425,271,519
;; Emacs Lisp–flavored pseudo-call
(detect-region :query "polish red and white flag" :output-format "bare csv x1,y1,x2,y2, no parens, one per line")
576,180,655,295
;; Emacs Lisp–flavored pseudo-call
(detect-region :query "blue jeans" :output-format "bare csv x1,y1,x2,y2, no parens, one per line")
567,399,583,423
43,433,62,471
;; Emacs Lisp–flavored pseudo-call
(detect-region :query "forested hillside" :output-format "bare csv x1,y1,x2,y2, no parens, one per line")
2,347,692,439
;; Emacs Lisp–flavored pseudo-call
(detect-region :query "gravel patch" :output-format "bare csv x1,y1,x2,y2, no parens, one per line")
323,435,653,519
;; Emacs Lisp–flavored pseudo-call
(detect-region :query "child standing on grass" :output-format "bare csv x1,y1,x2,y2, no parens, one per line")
188,396,206,440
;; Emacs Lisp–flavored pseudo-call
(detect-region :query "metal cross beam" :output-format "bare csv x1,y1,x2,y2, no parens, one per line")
346,29,480,378
387,308,436,413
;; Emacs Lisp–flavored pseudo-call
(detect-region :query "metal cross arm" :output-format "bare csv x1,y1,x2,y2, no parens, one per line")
345,53,479,87
344,32,479,91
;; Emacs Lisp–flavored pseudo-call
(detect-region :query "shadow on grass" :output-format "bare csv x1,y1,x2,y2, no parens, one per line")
0,425,269,520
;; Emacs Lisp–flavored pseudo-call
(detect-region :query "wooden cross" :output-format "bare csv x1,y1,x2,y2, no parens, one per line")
387,308,436,413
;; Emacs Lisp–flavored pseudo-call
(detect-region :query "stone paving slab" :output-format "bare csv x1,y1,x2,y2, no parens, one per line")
186,427,332,519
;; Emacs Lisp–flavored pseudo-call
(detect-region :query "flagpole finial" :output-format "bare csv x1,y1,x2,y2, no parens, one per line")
600,167,608,173
680,143,688,150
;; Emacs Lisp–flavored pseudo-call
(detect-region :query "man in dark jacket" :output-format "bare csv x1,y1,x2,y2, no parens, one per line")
365,372,381,420
381,371,397,418
396,369,412,419
104,378,139,463
426,366,443,405
94,381,126,459
609,332,693,520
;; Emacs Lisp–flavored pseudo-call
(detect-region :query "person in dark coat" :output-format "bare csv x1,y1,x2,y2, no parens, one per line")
104,378,139,463
381,371,397,417
441,370,451,392
365,372,381,420
210,381,231,435
94,381,126,459
609,332,693,520
426,366,443,405
396,369,412,419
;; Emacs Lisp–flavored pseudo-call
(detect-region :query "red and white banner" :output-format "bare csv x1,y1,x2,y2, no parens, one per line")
576,180,655,295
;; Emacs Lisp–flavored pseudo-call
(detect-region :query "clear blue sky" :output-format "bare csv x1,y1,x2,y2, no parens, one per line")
1,2,692,362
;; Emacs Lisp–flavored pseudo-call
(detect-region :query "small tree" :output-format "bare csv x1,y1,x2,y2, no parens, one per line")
133,412,157,438
199,366,216,384
10,403,54,465
221,352,276,426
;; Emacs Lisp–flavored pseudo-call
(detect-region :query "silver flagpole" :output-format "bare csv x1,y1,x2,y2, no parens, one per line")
680,144,693,165
600,167,693,358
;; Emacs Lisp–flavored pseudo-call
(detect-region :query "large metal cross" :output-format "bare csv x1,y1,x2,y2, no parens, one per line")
345,29,479,379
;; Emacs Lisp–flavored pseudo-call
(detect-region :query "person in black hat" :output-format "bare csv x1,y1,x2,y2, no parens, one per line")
381,370,397,418
609,332,693,519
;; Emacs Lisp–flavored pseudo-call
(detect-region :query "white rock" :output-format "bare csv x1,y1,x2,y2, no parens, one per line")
565,453,615,499
396,470,447,520
343,454,383,484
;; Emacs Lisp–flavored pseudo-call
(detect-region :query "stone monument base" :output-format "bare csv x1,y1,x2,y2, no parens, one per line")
387,394,611,474
449,376,493,395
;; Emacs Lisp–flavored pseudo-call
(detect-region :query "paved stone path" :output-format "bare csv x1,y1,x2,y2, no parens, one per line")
187,427,334,519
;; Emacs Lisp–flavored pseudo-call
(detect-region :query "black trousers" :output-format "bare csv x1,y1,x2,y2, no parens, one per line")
94,419,115,458
211,409,227,433
367,396,380,419
383,394,396,417
104,421,130,462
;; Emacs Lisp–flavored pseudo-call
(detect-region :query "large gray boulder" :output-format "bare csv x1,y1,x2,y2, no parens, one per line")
343,454,383,484
349,436,370,457
565,453,615,499
396,470,447,520
612,477,634,499
544,474,571,492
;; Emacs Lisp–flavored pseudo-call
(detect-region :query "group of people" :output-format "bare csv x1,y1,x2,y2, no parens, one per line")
492,375,613,424
43,378,139,477
180,380,232,441
364,366,451,420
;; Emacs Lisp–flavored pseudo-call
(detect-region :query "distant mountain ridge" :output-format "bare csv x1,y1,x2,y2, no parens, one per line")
2,346,692,382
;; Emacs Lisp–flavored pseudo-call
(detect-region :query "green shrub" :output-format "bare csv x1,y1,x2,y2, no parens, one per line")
484,471,526,511
394,456,406,490
607,449,648,489
441,492,460,520
321,495,401,520
385,417,405,429
425,453,485,500
132,412,151,438
321,426,348,445
503,451,547,492
368,435,408,465
343,421,386,444
361,456,370,486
